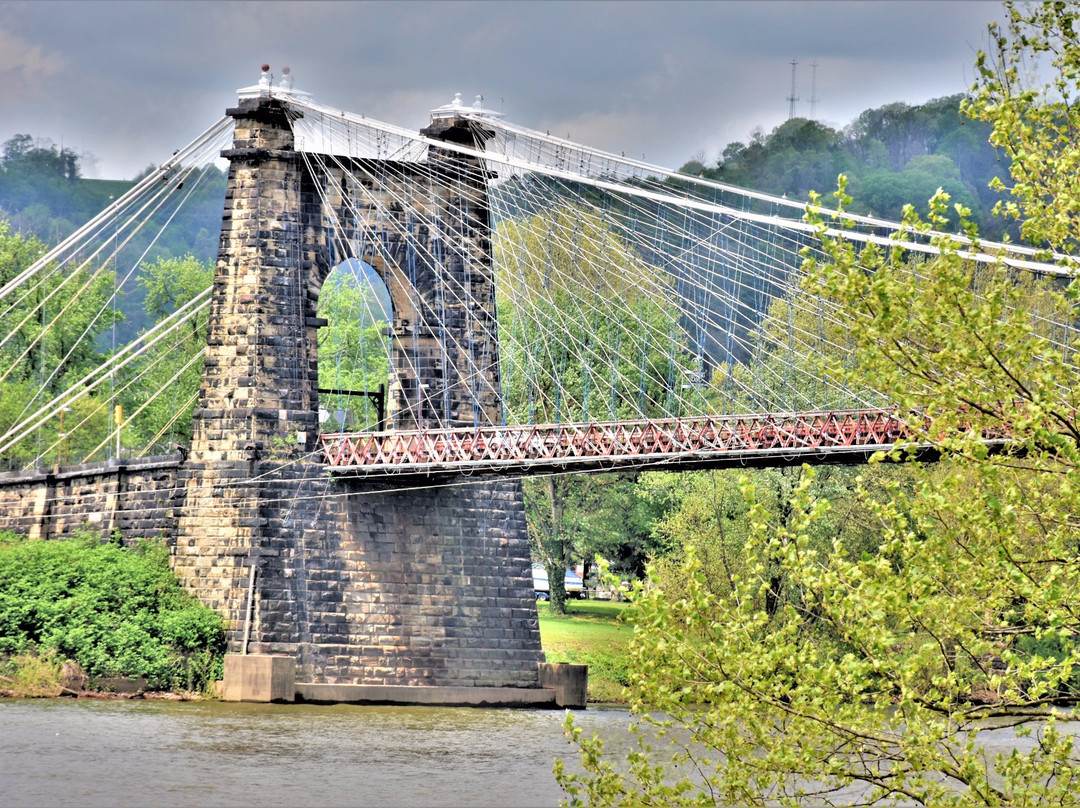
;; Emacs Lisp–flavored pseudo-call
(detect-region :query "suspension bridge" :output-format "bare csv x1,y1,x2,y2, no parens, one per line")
0,70,1069,703
0,81,1065,478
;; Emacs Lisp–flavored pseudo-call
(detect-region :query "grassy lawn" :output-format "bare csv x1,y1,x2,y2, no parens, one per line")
537,599,632,703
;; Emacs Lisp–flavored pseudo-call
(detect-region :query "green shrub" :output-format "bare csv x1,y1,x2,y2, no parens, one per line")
0,530,225,691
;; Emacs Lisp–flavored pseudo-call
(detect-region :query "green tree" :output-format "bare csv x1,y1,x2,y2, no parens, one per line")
496,205,691,613
0,221,120,468
121,255,212,454
706,118,854,202
857,153,980,224
641,271,909,640
963,1,1080,254
559,3,1080,804
643,463,891,613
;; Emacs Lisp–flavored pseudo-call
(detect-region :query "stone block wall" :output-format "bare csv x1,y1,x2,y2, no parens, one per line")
169,95,544,689
0,455,182,543
235,463,542,687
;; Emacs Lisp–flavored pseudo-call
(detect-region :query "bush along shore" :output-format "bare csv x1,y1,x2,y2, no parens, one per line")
0,528,638,702
0,530,226,699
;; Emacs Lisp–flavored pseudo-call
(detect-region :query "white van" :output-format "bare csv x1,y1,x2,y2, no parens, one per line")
531,563,584,601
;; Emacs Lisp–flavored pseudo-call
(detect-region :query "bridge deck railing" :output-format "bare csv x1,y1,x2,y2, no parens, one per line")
318,410,938,476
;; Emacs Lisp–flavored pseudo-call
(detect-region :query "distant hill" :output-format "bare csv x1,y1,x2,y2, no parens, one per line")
678,94,1015,242
0,136,225,262
0,134,226,342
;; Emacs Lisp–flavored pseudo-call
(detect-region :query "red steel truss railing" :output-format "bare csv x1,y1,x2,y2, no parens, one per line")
318,409,934,477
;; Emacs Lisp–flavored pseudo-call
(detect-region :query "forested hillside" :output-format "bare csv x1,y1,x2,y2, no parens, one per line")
2,94,1009,261
0,135,225,342
679,93,1013,240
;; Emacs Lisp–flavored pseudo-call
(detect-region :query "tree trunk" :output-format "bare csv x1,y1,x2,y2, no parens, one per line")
766,469,796,619
547,476,568,614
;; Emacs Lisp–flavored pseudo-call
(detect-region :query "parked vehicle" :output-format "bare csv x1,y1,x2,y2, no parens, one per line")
532,563,584,600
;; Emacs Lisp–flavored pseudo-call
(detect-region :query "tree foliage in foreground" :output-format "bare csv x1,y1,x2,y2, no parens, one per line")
558,3,1080,804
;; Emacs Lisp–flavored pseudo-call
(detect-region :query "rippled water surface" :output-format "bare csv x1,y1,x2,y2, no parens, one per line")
0,699,634,807
5,698,1075,806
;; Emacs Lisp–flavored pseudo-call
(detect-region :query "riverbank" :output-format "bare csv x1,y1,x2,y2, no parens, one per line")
2,599,633,703
537,599,631,703
0,653,204,700
0,685,199,701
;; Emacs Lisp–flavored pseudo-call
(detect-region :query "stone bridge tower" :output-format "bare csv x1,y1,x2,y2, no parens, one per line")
172,93,546,695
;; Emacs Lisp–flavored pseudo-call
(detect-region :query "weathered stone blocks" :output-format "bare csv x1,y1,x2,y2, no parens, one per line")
0,456,183,543
169,96,544,690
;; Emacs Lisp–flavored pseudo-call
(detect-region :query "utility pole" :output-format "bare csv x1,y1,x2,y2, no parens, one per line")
787,59,799,120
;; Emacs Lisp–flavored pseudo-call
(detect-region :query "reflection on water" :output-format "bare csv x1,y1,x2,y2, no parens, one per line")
0,699,633,808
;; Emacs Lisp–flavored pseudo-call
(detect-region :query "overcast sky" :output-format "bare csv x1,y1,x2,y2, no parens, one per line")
1,0,1007,180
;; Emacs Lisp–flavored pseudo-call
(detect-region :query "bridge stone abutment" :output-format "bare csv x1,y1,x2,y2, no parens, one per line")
172,96,544,689
0,456,182,544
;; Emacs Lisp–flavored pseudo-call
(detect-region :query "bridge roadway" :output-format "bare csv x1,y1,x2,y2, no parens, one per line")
318,409,948,477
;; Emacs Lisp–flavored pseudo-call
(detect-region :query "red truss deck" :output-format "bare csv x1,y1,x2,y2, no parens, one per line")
318,409,932,477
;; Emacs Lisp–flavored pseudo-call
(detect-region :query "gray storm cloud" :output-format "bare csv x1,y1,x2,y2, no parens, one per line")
0,0,1004,179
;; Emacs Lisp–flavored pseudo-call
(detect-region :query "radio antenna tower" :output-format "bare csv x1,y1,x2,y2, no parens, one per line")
787,59,799,119
810,60,820,120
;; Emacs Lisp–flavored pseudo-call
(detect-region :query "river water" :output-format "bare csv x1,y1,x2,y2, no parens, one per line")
3,698,1077,806
0,698,634,807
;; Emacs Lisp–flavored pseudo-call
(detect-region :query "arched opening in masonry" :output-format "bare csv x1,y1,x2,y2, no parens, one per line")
317,258,393,433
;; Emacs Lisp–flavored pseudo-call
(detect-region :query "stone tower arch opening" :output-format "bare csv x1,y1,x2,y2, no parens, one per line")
305,149,503,433
317,258,392,432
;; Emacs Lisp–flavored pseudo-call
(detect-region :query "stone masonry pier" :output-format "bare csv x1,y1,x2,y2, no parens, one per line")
167,94,546,691
0,94,553,701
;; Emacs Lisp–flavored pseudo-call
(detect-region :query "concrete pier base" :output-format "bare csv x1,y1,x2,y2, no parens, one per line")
220,654,296,702
295,683,560,708
538,662,589,709
220,657,588,708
